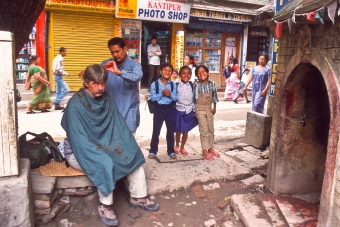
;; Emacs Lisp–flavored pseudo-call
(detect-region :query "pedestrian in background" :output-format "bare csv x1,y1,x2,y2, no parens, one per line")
233,68,251,103
26,55,52,114
102,37,143,134
242,54,271,114
184,55,197,83
147,36,162,89
52,47,69,110
174,66,198,156
224,57,240,101
171,69,180,82
194,65,219,161
148,63,178,160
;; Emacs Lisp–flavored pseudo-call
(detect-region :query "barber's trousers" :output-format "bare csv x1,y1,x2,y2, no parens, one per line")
68,154,147,205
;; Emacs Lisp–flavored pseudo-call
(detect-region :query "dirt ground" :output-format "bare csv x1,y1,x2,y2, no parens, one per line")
41,176,268,227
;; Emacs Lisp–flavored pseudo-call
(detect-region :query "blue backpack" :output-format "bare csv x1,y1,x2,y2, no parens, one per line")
223,65,234,78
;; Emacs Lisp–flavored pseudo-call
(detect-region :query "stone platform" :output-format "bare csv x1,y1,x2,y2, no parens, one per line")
0,159,35,227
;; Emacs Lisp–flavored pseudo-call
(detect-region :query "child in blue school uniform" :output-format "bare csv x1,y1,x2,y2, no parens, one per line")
148,63,178,160
174,66,198,155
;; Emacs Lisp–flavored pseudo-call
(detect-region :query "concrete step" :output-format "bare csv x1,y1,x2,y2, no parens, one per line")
230,194,319,227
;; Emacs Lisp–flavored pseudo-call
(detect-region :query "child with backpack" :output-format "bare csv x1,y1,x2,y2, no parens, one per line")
174,66,198,155
149,63,178,160
194,65,219,160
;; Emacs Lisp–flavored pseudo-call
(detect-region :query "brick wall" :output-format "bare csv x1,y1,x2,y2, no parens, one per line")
267,20,340,227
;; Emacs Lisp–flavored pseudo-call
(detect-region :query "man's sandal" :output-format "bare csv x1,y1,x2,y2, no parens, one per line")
168,153,177,159
209,148,220,158
148,153,156,159
180,149,188,156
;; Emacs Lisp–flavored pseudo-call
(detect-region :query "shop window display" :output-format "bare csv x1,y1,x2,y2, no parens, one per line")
184,30,222,73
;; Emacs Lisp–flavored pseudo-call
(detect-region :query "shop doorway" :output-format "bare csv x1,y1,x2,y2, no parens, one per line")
141,21,171,88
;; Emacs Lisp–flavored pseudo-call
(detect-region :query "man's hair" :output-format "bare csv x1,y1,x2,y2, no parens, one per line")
160,62,173,71
59,47,67,53
195,65,209,77
108,37,126,48
83,64,108,88
151,36,157,40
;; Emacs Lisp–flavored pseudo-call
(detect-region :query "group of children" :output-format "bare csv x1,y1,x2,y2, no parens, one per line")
148,62,219,161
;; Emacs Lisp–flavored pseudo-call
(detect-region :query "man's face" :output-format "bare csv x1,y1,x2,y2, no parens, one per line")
109,44,127,65
61,50,67,57
151,39,157,46
85,81,106,98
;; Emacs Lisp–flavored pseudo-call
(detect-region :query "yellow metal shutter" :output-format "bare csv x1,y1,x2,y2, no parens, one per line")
51,12,114,91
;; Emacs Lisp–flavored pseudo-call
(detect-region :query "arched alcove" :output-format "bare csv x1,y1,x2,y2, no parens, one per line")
267,48,340,226
276,63,329,194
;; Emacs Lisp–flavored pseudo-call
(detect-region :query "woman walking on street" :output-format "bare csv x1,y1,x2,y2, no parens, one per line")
26,55,52,114
242,54,271,113
224,58,240,100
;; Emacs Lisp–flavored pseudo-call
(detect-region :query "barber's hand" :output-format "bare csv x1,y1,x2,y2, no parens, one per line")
212,108,216,115
162,89,171,97
105,61,121,75
261,89,267,96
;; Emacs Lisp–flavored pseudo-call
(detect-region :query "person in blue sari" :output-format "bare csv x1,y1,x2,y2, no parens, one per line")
243,54,271,114
62,64,158,227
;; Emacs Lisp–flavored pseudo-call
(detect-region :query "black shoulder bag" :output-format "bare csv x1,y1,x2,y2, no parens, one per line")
19,131,64,169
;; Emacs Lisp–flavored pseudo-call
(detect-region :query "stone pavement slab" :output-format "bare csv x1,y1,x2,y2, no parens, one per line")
230,194,273,227
243,146,263,155
241,174,265,186
224,150,268,169
156,147,203,163
142,148,252,194
230,194,319,227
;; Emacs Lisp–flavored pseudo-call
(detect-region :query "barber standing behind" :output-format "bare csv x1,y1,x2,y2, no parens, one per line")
102,37,143,134
147,36,162,89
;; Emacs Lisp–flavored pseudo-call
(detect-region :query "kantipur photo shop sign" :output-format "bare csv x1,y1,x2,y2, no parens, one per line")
116,0,191,23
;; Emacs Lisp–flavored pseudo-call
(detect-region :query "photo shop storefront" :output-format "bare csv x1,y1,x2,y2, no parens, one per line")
184,9,270,88
115,0,191,87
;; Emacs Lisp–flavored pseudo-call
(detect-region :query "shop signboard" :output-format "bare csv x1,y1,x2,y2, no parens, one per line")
175,31,184,70
275,0,291,13
190,9,252,25
270,39,278,97
116,0,191,24
45,0,114,11
269,0,290,97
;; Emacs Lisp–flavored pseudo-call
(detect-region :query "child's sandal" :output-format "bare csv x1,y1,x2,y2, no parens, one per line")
180,149,188,156
174,147,179,154
202,150,214,160
148,153,156,159
168,153,177,159
209,148,220,158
